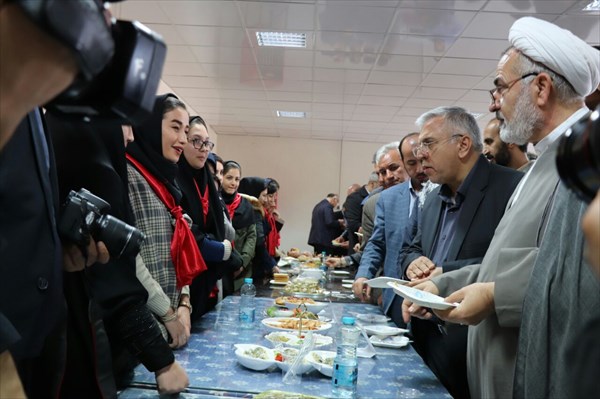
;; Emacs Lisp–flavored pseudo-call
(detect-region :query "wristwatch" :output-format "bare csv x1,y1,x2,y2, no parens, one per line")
178,300,193,314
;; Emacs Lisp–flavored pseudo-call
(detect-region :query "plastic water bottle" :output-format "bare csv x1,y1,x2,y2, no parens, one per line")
332,316,360,398
239,278,256,328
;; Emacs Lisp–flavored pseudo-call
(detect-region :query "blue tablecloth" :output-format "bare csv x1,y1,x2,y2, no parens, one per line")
120,297,450,398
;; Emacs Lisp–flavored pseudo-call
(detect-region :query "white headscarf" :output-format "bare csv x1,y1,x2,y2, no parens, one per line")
509,17,600,97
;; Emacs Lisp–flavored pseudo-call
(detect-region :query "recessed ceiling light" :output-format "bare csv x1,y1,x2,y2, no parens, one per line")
276,111,306,118
256,32,306,48
583,0,600,11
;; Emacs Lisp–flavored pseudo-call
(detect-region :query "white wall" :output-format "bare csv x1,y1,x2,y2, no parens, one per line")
216,135,380,253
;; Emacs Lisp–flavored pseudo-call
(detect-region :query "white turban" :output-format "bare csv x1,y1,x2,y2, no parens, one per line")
509,17,600,97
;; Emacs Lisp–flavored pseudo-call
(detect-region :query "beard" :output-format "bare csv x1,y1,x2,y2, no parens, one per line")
499,85,543,145
493,143,512,167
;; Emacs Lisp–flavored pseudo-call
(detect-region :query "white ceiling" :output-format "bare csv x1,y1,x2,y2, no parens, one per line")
110,0,600,144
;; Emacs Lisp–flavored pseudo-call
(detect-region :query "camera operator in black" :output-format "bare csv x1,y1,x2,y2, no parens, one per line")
0,1,114,397
47,116,189,397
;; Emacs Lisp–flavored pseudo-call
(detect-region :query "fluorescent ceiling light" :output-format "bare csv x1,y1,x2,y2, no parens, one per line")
582,0,600,11
256,32,306,48
276,111,306,118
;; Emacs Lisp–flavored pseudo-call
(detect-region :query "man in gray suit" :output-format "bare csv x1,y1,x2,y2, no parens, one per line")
402,17,599,398
354,133,427,327
399,107,522,398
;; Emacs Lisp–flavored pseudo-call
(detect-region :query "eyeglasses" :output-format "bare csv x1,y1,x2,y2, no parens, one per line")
489,72,539,105
412,134,464,157
189,138,215,151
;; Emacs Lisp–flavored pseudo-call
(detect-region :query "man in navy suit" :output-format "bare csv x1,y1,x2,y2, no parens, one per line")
353,133,427,327
399,106,523,399
308,193,345,255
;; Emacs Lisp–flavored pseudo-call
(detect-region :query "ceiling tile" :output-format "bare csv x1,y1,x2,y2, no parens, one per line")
358,96,406,106
176,26,246,47
431,57,498,76
421,74,483,89
363,84,415,97
390,9,476,37
554,15,600,43
396,0,486,11
483,0,577,14
159,1,240,26
239,1,316,30
115,2,170,23
381,34,458,56
368,71,423,86
444,38,509,59
316,4,396,33
162,62,206,76
373,55,437,74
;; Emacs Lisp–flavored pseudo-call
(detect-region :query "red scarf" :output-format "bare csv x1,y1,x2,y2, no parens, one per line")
127,154,207,288
265,210,280,256
193,180,209,226
225,193,242,220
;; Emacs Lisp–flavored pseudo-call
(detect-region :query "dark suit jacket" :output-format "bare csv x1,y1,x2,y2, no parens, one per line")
308,199,342,248
400,155,523,276
0,110,64,359
343,185,369,253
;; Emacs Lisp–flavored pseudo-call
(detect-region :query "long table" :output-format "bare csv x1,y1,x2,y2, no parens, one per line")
119,297,450,398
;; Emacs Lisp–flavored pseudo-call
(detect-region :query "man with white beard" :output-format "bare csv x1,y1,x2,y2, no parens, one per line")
402,17,599,398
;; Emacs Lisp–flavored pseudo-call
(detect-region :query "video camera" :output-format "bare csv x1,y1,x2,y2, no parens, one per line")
58,188,145,259
556,106,600,203
15,0,166,124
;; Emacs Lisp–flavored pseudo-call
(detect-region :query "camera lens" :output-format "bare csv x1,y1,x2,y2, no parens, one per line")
556,108,600,203
94,215,145,258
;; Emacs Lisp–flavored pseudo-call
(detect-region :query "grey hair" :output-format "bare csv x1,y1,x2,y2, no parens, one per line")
506,47,582,106
374,141,400,164
368,172,379,183
415,106,483,152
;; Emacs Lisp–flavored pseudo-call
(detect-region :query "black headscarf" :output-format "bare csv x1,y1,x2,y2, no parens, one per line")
238,176,267,199
178,151,226,241
126,93,182,201
221,167,255,230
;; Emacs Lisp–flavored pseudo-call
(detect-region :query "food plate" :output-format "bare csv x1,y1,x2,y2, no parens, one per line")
355,314,390,324
284,300,328,314
306,350,336,377
363,325,408,337
270,280,289,286
342,279,354,284
388,281,459,310
262,317,332,332
331,270,350,276
277,259,291,267
366,276,409,289
234,344,276,371
369,335,411,349
274,347,314,374
341,283,353,289
265,332,333,348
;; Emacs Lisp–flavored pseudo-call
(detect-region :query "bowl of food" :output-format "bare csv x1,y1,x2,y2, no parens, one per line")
306,350,336,377
274,347,313,374
265,332,333,348
234,344,275,371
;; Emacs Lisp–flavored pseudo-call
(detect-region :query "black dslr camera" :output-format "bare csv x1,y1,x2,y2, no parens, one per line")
556,107,600,203
58,189,145,259
15,0,166,124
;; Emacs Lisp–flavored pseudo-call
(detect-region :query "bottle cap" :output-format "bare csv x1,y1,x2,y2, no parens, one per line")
341,316,355,325
244,278,253,284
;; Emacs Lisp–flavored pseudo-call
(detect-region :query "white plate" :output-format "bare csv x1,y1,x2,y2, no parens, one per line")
274,348,314,374
363,325,408,337
388,281,459,310
369,335,411,349
366,276,409,289
341,283,353,289
331,270,350,276
262,317,332,332
342,279,354,284
265,332,333,348
277,259,291,267
270,280,289,286
234,344,276,371
306,350,336,377
355,314,390,324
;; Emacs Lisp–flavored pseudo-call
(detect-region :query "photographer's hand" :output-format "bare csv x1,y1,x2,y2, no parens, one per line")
63,239,109,272
155,360,189,394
